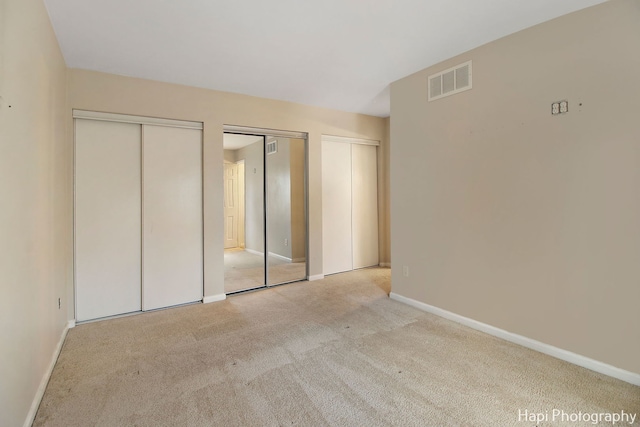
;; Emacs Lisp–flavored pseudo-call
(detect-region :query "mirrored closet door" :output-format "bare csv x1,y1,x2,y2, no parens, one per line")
223,129,308,294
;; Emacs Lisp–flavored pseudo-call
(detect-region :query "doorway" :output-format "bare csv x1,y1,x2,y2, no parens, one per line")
223,127,308,294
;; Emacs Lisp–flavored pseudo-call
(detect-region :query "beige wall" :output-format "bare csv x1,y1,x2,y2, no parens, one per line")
267,138,293,259
67,68,387,300
0,0,71,425
390,0,640,374
236,141,264,254
223,149,237,163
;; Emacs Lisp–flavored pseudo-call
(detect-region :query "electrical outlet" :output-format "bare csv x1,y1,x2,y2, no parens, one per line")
552,100,568,115
58,298,61,309
559,100,568,113
403,266,409,277
284,238,288,246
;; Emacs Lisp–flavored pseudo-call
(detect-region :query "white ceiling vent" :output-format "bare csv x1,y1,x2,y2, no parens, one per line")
266,140,277,155
428,61,472,101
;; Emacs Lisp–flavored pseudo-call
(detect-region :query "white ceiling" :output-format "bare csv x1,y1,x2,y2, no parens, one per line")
43,0,605,117
223,133,263,150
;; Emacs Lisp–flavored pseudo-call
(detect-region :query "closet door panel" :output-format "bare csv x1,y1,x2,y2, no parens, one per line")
75,119,141,321
143,125,203,310
322,141,353,275
352,144,379,269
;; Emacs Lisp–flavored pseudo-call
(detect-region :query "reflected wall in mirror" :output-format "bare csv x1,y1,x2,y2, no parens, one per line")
266,137,307,286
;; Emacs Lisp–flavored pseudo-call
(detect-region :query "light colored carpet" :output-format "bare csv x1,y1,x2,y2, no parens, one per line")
224,248,306,293
34,268,639,426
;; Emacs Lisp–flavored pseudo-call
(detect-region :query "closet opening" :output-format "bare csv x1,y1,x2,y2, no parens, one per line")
223,126,308,294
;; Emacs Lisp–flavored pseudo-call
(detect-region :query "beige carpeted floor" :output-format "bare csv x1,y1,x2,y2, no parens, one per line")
34,268,639,426
224,248,306,293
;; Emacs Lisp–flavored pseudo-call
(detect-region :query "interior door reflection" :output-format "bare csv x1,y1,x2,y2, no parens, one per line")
223,134,265,293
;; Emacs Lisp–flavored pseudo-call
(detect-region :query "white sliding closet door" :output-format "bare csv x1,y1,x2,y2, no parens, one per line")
75,120,142,321
322,138,379,276
142,125,203,310
322,141,353,275
352,144,379,269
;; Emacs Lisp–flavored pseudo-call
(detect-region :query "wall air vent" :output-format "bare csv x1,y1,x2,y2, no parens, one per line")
266,140,277,155
428,60,472,101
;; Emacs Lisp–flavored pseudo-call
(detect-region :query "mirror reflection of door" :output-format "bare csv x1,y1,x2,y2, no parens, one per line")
223,163,239,249
223,131,307,294
223,134,265,293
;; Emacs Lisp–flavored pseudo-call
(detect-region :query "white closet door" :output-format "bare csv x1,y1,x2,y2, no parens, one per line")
322,141,353,275
75,119,141,321
142,125,203,310
352,144,379,269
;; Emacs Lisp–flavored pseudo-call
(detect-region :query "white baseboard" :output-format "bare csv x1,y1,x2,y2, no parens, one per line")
268,252,291,262
203,293,226,304
24,319,74,427
389,292,640,387
308,274,324,281
239,248,305,264
379,263,391,268
233,248,305,264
